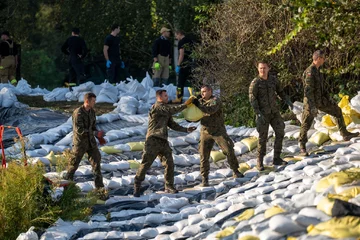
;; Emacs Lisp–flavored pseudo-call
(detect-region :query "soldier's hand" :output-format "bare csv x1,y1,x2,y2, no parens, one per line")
184,96,196,106
311,108,318,116
187,126,197,132
256,113,266,125
192,98,200,107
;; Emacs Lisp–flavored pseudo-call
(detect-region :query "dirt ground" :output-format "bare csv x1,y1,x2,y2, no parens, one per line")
17,96,116,116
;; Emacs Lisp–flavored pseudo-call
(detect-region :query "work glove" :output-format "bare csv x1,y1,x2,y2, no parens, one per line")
106,60,112,68
175,65,181,74
192,98,200,107
0,66,3,70
169,66,172,71
256,113,266,125
187,126,197,133
121,61,125,69
154,62,161,70
95,131,106,145
184,96,196,106
285,99,294,110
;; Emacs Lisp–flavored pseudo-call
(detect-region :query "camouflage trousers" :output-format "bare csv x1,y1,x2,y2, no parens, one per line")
256,112,285,158
299,101,346,148
65,139,104,189
199,130,239,178
135,136,175,188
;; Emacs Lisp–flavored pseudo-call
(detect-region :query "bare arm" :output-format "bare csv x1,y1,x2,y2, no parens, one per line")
178,48,184,66
103,45,109,61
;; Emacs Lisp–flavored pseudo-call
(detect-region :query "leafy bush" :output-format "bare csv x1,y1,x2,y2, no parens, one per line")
0,163,95,240
21,50,65,89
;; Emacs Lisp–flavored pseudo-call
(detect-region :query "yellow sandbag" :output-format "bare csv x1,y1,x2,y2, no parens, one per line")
211,151,226,163
338,94,350,110
307,216,360,238
182,103,204,122
215,226,235,238
321,115,336,127
264,206,285,219
283,156,303,162
241,137,258,151
316,170,360,193
45,151,67,165
128,160,140,169
238,162,251,174
328,186,360,201
234,208,254,222
100,146,122,154
343,114,352,126
309,131,330,146
317,197,335,216
238,236,260,240
349,109,360,124
127,142,145,151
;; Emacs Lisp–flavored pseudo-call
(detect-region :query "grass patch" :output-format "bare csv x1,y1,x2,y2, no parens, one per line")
0,162,96,240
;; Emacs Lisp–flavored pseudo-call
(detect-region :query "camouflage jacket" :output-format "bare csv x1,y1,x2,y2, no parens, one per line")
303,63,330,110
197,96,226,135
147,101,188,140
72,106,97,148
249,75,288,115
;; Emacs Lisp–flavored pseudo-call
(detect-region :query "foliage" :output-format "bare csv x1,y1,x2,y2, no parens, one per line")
0,163,95,240
193,0,360,126
0,0,215,88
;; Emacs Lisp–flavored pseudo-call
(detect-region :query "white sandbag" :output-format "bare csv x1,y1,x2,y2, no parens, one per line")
259,228,285,240
43,88,69,102
159,197,189,210
268,215,304,234
157,225,178,234
55,132,73,146
140,228,158,239
174,219,188,231
15,79,32,95
303,165,323,176
244,169,260,178
215,201,232,212
1,87,17,107
16,226,38,240
168,137,189,147
27,134,45,146
173,155,191,166
181,225,201,237
126,79,147,100
291,190,316,208
76,182,94,192
113,144,131,152
215,168,233,178
200,207,220,218
179,207,198,218
188,214,204,225
234,141,249,155
40,145,63,154
97,83,118,103
141,72,154,89
298,207,331,221
145,214,164,224
291,214,321,227
184,131,200,144
256,175,275,183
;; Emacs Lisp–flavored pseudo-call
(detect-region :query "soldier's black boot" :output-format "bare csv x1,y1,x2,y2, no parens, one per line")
233,170,244,178
342,131,359,141
273,156,288,166
257,156,264,171
299,144,308,156
200,177,209,187
165,185,179,194
133,181,141,197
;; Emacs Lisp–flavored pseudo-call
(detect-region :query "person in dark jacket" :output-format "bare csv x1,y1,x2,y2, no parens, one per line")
0,31,18,84
61,28,88,86
152,27,172,87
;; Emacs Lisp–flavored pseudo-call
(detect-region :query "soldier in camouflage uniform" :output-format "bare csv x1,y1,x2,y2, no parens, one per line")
249,61,293,171
133,90,196,197
193,85,244,187
65,92,107,198
299,50,359,155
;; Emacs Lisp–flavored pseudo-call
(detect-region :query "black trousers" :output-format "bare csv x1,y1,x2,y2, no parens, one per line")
177,66,192,98
69,58,85,85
